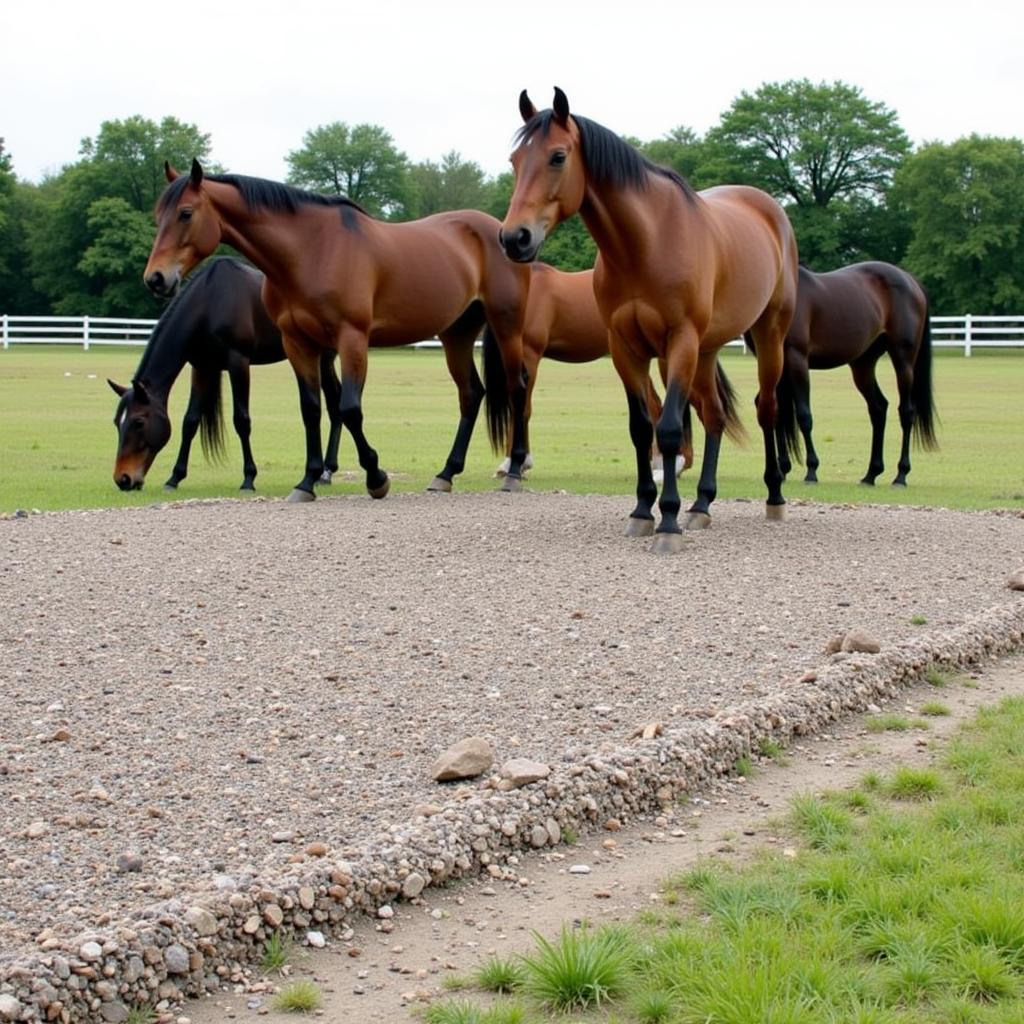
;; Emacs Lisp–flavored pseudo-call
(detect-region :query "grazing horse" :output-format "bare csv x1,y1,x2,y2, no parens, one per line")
144,161,532,501
108,258,341,492
487,262,693,478
773,262,937,486
500,89,798,552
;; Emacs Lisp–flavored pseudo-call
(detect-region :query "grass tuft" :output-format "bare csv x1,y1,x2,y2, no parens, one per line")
792,794,853,850
124,1008,156,1024
920,700,952,716
910,614,928,625
261,931,292,974
272,979,322,1013
474,956,524,994
887,767,943,800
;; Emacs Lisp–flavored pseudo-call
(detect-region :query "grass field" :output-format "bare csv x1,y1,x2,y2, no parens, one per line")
0,345,1021,514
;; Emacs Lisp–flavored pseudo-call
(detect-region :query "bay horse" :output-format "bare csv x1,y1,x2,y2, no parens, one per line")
487,262,694,478
144,161,532,501
108,258,341,492
500,89,797,552
772,262,937,486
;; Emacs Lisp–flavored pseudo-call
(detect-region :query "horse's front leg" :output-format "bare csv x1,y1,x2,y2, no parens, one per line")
320,352,343,484
165,374,206,490
336,327,389,499
283,338,325,502
610,336,658,537
430,318,485,492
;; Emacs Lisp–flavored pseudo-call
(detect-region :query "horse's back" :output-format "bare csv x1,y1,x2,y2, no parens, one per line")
527,265,607,362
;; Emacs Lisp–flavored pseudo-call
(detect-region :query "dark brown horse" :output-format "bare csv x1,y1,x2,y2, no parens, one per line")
487,262,693,478
109,258,341,492
500,89,797,552
144,161,532,501
773,262,937,486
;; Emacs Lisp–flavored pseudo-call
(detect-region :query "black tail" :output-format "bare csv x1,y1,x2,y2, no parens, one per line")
198,370,226,462
773,366,802,465
912,298,939,450
482,324,511,453
716,361,747,446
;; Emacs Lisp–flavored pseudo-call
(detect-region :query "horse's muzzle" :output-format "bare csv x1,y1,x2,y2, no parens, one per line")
144,269,179,298
115,473,143,492
499,225,541,263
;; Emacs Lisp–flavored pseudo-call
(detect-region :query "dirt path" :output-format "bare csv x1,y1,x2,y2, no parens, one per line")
184,652,1024,1024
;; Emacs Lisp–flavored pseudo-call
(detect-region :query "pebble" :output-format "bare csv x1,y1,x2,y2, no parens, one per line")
0,996,23,1022
841,628,881,654
306,931,326,948
499,758,551,788
377,905,394,920
1007,571,1024,592
116,852,144,873
431,737,494,781
79,941,102,962
568,864,591,874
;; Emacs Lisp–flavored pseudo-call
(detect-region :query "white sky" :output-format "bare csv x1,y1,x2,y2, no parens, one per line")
3,0,1021,185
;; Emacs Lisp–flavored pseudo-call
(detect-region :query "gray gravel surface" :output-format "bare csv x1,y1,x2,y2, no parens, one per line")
2,492,1022,960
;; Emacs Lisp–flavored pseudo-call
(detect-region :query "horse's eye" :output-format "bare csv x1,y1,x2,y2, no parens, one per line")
178,208,193,223
550,151,567,167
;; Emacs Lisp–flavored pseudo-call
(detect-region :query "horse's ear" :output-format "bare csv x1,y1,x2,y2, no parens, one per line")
519,89,537,123
164,161,180,182
189,158,204,189
552,87,570,126
133,380,150,405
107,378,128,397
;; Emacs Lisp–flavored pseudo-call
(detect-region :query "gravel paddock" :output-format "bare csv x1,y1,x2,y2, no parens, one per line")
1,491,1023,1020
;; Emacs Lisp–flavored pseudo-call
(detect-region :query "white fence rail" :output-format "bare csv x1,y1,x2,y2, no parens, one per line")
2,313,1024,356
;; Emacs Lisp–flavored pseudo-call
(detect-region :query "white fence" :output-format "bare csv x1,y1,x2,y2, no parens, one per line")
2,313,1024,357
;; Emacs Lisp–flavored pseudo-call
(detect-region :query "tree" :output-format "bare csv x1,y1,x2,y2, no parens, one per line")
893,135,1024,313
286,122,410,217
406,151,489,219
638,126,710,187
702,80,910,267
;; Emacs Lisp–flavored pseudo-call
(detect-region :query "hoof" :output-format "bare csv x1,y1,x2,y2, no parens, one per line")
427,476,453,493
803,476,818,485
684,512,711,531
494,457,511,478
501,475,523,493
287,487,315,503
319,470,333,485
891,479,907,488
626,516,655,537
368,476,391,500
765,503,788,522
652,531,685,555
240,483,255,492
859,477,877,487
163,482,178,492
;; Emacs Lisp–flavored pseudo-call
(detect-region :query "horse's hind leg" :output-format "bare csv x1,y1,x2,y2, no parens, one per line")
227,356,257,490
336,328,389,499
431,306,486,492
749,323,788,519
165,368,207,490
684,352,727,532
889,344,916,487
611,337,657,538
789,354,819,483
284,338,326,501
850,353,888,485
320,352,343,484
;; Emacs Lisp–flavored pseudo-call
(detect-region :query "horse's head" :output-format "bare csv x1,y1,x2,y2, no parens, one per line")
500,87,586,263
144,159,221,298
108,378,171,490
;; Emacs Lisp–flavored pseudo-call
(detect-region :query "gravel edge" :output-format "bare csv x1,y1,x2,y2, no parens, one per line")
2,598,1022,1024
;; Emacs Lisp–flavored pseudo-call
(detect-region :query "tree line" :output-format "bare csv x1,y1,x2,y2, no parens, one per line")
2,80,1023,318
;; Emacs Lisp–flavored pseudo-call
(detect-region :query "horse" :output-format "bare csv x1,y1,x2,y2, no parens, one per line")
487,262,693,479
771,262,938,486
108,258,341,492
144,161,532,502
500,89,798,553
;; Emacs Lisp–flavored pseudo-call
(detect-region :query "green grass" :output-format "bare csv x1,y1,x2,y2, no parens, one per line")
124,1007,156,1024
2,346,1023,514
911,614,928,626
474,956,525,994
920,701,952,717
272,979,322,1013
412,698,1024,1023
734,754,755,778
261,931,292,974
866,714,930,733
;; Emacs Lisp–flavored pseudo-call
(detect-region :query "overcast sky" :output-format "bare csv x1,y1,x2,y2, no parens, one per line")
3,0,1021,185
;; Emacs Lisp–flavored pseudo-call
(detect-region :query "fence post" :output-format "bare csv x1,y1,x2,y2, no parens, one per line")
82,315,90,352
1,314,7,351
963,313,972,358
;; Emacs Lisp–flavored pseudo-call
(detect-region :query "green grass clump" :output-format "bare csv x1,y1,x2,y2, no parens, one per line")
734,754,754,778
792,794,853,850
474,956,524,994
910,614,928,625
520,925,634,1011
887,767,944,800
920,700,952,716
866,714,914,733
124,1007,156,1024
757,737,787,761
925,666,950,687
261,931,292,974
272,979,322,1013
423,1001,481,1024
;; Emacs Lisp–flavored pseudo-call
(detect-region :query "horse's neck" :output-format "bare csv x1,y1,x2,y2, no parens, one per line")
134,292,200,395
580,175,687,272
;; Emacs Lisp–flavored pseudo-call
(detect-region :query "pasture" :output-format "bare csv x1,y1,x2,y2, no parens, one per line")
0,346,1021,515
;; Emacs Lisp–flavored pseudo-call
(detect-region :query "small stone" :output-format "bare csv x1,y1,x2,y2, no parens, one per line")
842,629,880,654
51,728,71,742
431,737,493,781
297,886,316,910
25,820,49,839
270,831,295,843
1007,571,1024,592
184,907,218,937
79,941,103,962
824,635,844,654
304,842,328,857
100,1003,129,1023
242,915,260,935
604,818,622,832
412,803,443,818
799,670,818,683
116,852,144,873
529,825,549,848
568,864,591,874
306,931,325,948
377,905,394,919
0,995,25,1020
499,758,551,788
401,873,426,899
263,905,284,928
164,944,190,975
89,785,110,802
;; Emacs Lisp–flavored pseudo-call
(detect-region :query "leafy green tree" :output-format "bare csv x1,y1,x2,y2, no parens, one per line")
406,151,489,218
701,80,910,267
639,126,710,187
893,135,1024,313
286,122,410,217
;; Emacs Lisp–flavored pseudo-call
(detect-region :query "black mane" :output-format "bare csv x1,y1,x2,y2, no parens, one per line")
515,110,697,203
157,172,368,219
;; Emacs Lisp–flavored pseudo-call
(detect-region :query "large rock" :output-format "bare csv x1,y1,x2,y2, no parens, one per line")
431,737,493,781
185,906,219,937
